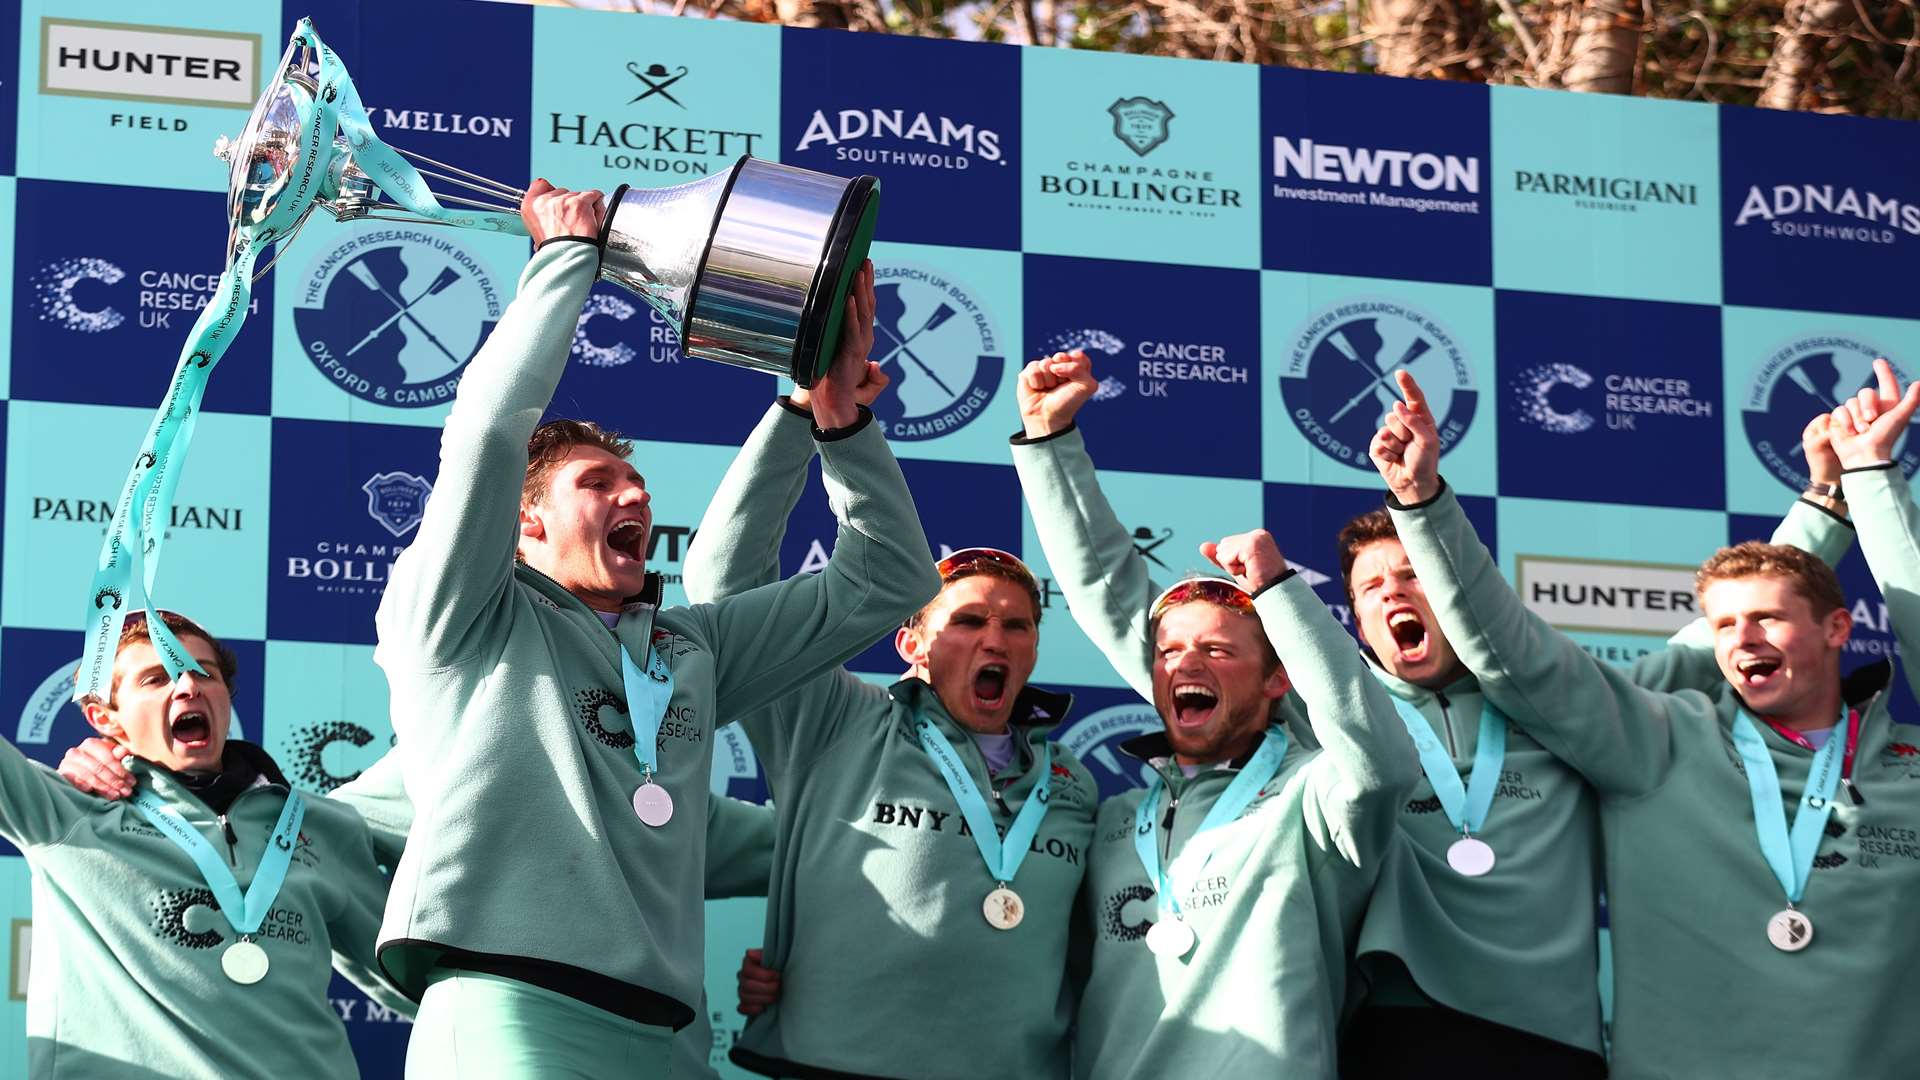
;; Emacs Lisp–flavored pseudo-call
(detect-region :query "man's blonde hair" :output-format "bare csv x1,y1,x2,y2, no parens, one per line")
1695,541,1846,616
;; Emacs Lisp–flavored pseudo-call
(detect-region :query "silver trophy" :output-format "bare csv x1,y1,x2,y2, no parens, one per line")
216,31,879,386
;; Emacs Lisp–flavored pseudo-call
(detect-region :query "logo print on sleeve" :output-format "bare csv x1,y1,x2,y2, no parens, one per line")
287,721,377,794
1282,300,1477,470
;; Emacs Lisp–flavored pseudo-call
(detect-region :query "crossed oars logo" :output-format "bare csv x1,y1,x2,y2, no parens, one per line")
344,259,462,366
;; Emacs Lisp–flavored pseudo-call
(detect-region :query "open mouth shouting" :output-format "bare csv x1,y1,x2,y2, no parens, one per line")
1170,682,1221,730
1385,606,1431,663
1734,654,1784,693
170,709,214,750
606,515,649,566
972,662,1010,712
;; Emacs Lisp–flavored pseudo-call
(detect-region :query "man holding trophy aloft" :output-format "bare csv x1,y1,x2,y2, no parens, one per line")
370,178,936,1077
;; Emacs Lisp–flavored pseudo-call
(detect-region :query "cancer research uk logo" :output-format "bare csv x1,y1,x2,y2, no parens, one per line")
34,255,261,336
868,263,1004,442
291,231,501,408
1511,363,1713,435
1281,300,1477,470
1056,701,1163,801
1742,336,1919,490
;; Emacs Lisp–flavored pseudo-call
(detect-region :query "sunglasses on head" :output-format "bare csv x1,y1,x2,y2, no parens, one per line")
1149,576,1256,620
935,547,1037,589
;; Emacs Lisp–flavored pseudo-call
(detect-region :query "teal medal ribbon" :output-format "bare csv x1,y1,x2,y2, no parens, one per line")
914,714,1055,931
1733,709,1846,953
1132,727,1287,958
76,17,522,704
620,641,677,826
131,784,305,984
1386,693,1506,876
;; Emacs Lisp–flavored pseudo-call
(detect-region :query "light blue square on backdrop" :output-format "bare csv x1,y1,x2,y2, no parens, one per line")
1497,495,1728,668
17,1,278,192
1261,270,1496,495
3,400,269,638
1490,86,1721,305
1721,304,1920,515
1021,47,1260,268
530,9,782,189
1022,465,1262,691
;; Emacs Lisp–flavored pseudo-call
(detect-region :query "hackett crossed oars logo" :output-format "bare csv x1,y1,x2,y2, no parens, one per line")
627,62,689,108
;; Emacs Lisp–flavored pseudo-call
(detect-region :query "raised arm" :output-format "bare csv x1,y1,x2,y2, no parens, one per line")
1009,351,1158,699
0,736,91,848
1827,359,1920,701
374,183,605,669
1373,372,1688,797
1208,531,1418,866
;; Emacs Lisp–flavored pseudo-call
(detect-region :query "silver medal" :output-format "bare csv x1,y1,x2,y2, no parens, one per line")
1145,917,1196,958
1446,836,1496,877
1767,908,1814,953
222,938,270,984
983,885,1024,931
633,782,674,827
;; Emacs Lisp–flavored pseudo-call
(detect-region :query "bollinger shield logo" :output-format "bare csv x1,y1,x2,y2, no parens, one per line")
868,263,1004,442
361,471,433,538
1107,97,1173,157
1742,336,1919,491
292,231,502,408
1282,299,1478,471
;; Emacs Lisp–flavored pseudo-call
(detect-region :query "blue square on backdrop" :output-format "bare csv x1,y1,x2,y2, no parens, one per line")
267,417,440,646
1496,290,1723,509
780,28,1020,251
1729,512,1916,724
1720,106,1920,320
544,282,779,449
11,179,270,414
1023,254,1260,479
769,456,1023,674
1262,481,1498,639
1260,68,1491,285
282,1,532,188
0,625,264,856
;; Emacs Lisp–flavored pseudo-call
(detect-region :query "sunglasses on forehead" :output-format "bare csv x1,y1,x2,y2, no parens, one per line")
935,547,1037,587
1149,576,1256,620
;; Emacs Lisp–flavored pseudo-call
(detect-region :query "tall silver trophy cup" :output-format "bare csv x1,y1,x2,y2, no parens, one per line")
217,29,879,386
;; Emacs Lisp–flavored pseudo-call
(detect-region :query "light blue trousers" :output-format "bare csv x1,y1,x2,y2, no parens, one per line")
406,969,674,1079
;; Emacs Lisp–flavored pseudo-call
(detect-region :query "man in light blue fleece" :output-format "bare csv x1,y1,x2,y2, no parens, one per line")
371,180,938,1078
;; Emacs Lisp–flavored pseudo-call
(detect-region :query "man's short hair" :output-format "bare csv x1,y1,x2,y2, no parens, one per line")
1147,598,1281,675
1695,541,1847,616
81,611,238,708
524,419,634,506
905,558,1044,631
1336,509,1401,605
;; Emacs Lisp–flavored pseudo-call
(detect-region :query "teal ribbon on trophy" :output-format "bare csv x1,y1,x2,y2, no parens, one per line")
75,19,525,702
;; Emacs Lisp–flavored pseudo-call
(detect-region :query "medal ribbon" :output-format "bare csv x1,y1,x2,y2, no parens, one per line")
619,642,675,779
132,786,305,937
915,714,1054,885
1132,727,1287,920
1386,693,1506,839
1733,709,1848,905
74,19,520,703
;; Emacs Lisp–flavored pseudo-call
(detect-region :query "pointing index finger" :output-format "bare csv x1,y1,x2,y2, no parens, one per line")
1394,370,1428,412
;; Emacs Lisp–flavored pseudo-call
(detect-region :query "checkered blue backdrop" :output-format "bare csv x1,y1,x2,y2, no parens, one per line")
1,1,1916,1075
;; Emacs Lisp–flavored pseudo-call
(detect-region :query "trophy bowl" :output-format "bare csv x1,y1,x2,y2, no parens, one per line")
216,28,880,387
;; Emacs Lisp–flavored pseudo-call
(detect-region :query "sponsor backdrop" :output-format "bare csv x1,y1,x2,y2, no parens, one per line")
1,0,1918,1075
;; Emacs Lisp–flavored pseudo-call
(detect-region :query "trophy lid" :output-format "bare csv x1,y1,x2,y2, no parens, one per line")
215,38,318,261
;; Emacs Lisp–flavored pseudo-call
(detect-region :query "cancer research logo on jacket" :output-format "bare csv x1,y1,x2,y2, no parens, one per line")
361,472,433,538
1280,299,1477,470
868,263,1004,442
1741,337,1919,489
291,231,501,408
285,721,384,794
